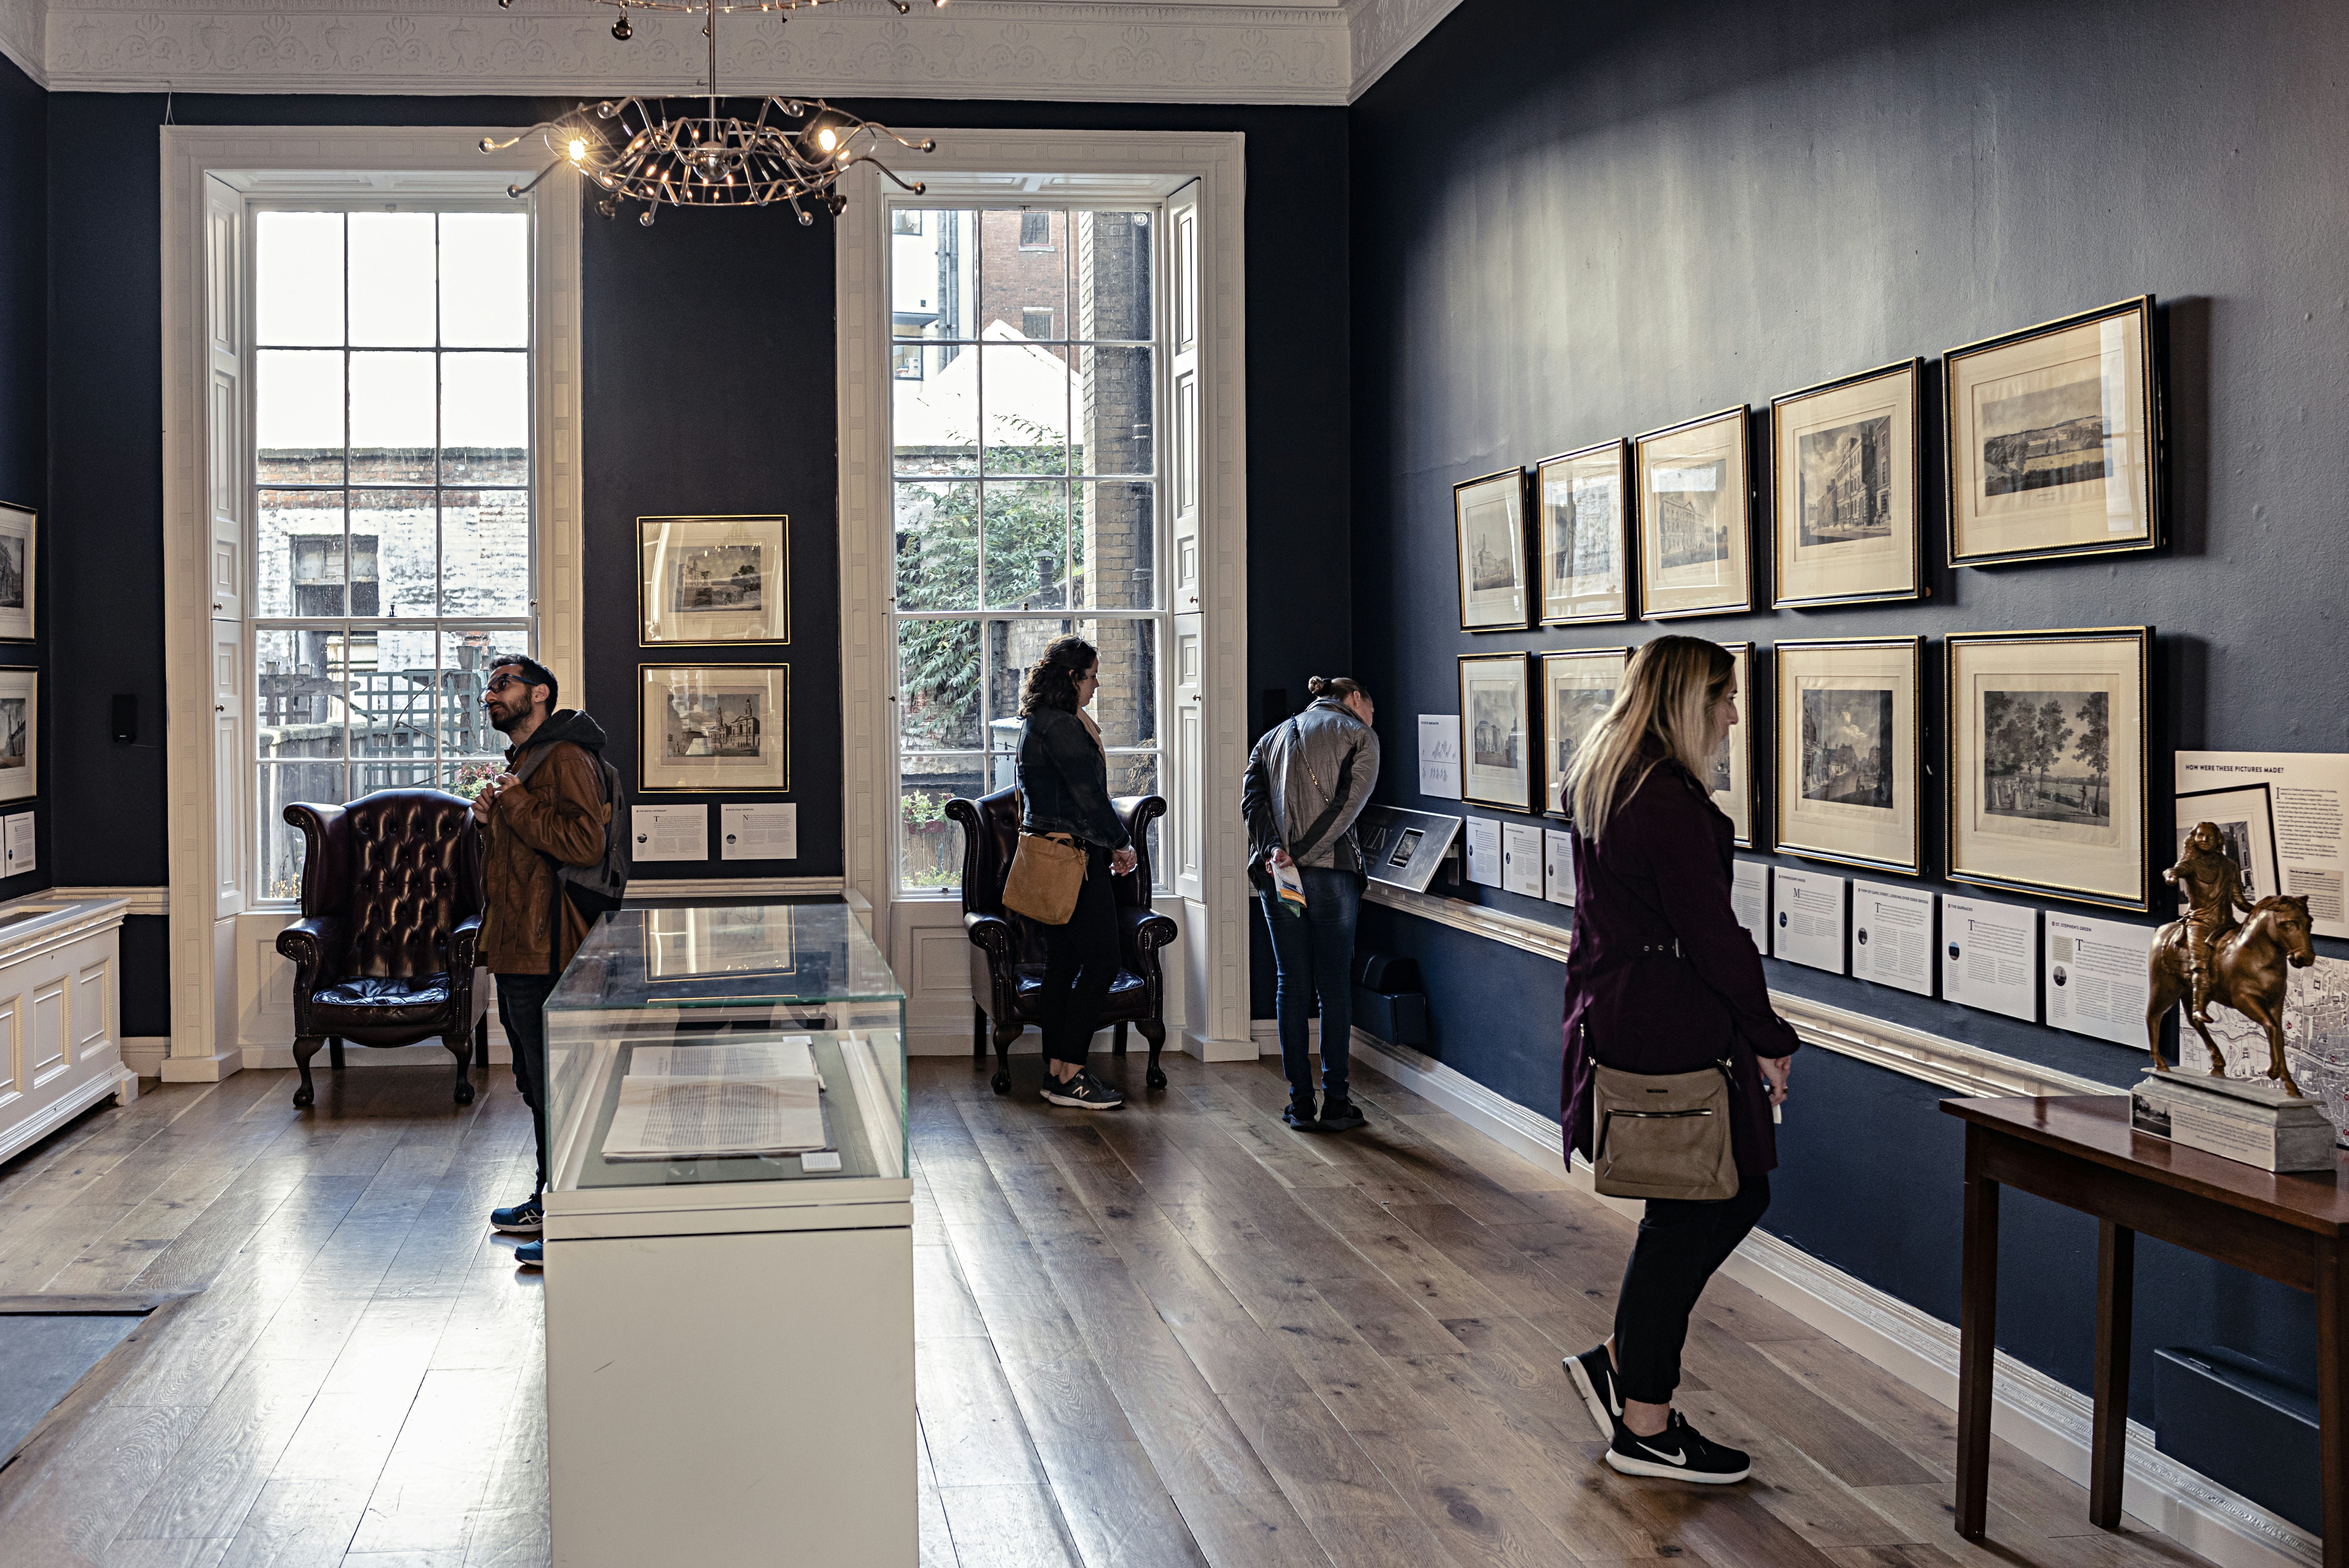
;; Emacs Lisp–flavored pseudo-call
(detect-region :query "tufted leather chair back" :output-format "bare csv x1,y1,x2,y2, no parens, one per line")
296,789,483,980
960,788,1048,964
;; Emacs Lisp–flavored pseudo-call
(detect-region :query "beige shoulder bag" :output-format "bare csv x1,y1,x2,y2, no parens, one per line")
1002,830,1089,926
1590,1057,1740,1202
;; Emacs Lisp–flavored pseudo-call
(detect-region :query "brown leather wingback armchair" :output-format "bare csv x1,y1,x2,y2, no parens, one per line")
275,789,487,1110
946,787,1178,1096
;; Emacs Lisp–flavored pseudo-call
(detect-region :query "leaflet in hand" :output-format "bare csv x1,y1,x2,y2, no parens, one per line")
1271,858,1307,912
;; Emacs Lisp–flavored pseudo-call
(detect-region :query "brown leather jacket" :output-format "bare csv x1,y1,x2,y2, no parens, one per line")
480,708,611,976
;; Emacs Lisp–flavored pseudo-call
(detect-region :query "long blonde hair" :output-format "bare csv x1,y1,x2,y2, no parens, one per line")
1568,636,1734,842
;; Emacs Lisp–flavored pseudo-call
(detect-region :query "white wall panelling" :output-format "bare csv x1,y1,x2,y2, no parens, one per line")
0,895,138,1169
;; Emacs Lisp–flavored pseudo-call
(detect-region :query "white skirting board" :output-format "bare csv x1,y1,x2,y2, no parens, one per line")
1332,1026,2320,1568
242,1036,512,1071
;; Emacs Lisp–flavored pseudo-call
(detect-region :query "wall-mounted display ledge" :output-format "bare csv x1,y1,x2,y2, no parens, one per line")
46,885,169,918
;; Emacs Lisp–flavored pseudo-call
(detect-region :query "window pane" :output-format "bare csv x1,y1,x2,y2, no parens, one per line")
1077,346,1153,476
898,619,981,752
257,628,347,760
893,208,976,341
347,213,437,348
260,762,348,900
985,209,1067,339
983,481,1068,610
1106,750,1165,892
895,481,978,611
1078,481,1154,609
255,212,344,347
443,353,529,484
443,490,529,615
1075,211,1152,341
444,629,531,755
350,351,436,483
982,342,1069,476
894,362,978,476
440,214,530,348
258,490,344,617
256,351,344,484
900,766,978,890
350,629,438,762
1084,619,1158,749
352,488,434,618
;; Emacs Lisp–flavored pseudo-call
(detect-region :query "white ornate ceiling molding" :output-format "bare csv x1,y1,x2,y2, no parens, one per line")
1344,0,1457,94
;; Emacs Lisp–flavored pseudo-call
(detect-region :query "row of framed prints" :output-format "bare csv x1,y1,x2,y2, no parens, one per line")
1453,296,2160,627
1460,625,2153,911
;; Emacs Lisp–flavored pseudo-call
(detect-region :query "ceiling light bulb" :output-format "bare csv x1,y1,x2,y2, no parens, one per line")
815,127,839,153
567,137,590,161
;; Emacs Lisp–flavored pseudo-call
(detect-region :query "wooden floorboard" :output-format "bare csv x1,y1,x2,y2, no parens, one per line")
0,1053,2230,1568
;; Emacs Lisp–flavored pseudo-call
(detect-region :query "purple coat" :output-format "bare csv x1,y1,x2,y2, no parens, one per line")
1560,747,1800,1178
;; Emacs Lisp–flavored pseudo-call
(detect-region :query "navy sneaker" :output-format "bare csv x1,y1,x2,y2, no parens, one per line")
1565,1344,1625,1441
1282,1096,1320,1130
1041,1069,1125,1110
490,1196,543,1235
1605,1408,1750,1483
1317,1098,1366,1131
513,1240,543,1270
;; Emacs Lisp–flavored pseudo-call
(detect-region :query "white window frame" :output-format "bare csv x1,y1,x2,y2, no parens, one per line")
160,128,584,1079
836,132,1253,1064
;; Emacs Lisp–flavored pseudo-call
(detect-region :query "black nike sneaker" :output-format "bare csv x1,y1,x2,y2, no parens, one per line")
1604,1409,1751,1483
1564,1344,1624,1441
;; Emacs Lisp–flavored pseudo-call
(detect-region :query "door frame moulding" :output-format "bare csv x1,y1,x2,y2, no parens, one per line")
159,126,585,1077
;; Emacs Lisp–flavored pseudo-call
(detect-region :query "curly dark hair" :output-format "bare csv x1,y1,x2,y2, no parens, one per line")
1018,634,1099,717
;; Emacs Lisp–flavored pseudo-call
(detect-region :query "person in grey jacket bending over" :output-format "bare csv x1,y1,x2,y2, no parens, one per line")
1242,676,1381,1130
1016,635,1139,1111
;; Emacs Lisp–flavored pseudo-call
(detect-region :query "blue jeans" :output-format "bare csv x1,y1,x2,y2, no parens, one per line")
1260,866,1361,1101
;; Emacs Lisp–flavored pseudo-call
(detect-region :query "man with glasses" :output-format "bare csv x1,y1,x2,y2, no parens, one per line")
472,655,611,1269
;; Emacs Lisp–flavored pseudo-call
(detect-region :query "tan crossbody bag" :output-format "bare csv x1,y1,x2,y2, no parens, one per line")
1002,827,1089,926
1590,1053,1740,1202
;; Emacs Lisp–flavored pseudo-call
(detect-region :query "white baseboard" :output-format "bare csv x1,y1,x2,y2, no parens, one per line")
120,1036,170,1078
242,1037,512,1071
1339,1028,2318,1568
159,1047,241,1083
0,1067,136,1165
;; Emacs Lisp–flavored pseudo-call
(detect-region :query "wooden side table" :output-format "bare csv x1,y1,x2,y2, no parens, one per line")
1941,1094,2347,1564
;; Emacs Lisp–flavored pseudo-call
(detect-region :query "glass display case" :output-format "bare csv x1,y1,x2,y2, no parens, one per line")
543,901,907,1196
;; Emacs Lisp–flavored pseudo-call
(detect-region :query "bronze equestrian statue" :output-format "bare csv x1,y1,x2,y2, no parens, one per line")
2145,877,2316,1098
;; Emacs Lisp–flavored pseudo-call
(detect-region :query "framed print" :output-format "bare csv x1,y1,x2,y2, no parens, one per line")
1636,407,1752,619
1454,469,1531,631
1540,648,1628,820
1458,653,1535,813
1770,360,1922,607
1536,442,1631,624
1774,637,1924,876
640,665,791,793
2174,783,2281,909
1947,628,2151,910
1945,296,2159,566
1710,641,1755,847
639,515,790,644
0,667,33,803
0,504,33,641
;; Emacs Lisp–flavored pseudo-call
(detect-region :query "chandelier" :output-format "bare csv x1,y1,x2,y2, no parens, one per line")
481,0,945,226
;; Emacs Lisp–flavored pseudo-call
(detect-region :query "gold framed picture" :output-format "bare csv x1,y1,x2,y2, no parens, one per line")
0,666,32,803
1536,442,1631,624
0,504,34,641
1454,469,1531,631
1774,636,1924,877
1947,627,2151,910
1710,641,1755,847
1636,407,1752,619
1457,653,1535,813
640,665,791,793
638,515,790,645
1540,647,1628,820
1770,360,1923,608
1944,297,2158,567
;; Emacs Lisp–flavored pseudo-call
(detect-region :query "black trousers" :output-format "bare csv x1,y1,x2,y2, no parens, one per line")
497,971,559,1195
1037,846,1121,1066
1613,1171,1772,1404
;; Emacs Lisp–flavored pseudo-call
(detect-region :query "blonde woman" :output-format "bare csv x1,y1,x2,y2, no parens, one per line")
1557,636,1797,1484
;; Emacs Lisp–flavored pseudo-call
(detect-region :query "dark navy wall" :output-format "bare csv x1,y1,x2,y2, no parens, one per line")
0,53,45,909
1347,0,2348,1441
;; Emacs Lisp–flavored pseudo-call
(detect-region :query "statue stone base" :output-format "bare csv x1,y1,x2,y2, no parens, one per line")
2131,1070,2339,1173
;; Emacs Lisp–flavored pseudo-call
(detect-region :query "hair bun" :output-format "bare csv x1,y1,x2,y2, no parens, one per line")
1306,676,1329,697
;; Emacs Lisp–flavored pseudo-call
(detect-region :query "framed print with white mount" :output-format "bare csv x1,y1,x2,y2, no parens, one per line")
0,667,34,803
1774,636,1923,876
1536,442,1630,624
640,665,791,793
639,514,790,645
1540,647,1628,820
1770,360,1922,607
1945,296,2159,567
1636,407,1752,619
1711,641,1755,847
1947,627,2150,911
0,504,33,641
1453,469,1531,631
1458,653,1535,813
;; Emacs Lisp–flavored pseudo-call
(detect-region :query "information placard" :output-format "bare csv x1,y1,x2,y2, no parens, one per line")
1465,816,1501,888
1851,880,1935,996
632,804,709,863
2178,751,2349,938
2045,911,2155,1049
1501,823,1544,898
720,802,798,861
1771,867,1846,974
1731,860,1768,952
1418,715,1463,800
2,810,30,877
1943,893,2038,1021
1543,828,1576,906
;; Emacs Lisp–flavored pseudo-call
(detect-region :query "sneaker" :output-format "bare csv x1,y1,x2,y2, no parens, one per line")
1604,1409,1750,1483
490,1196,543,1235
513,1240,543,1270
1564,1344,1625,1440
1317,1098,1366,1131
1283,1096,1320,1130
1041,1070,1125,1110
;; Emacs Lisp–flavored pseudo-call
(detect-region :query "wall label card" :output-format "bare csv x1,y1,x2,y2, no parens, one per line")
720,802,798,861
1771,866,1846,973
1417,715,1463,800
1464,816,1501,888
1501,822,1544,898
2177,751,2349,938
2,810,30,877
1852,879,1935,996
1731,860,1768,951
1943,893,2038,1022
632,804,709,863
2045,911,2155,1049
1543,828,1576,906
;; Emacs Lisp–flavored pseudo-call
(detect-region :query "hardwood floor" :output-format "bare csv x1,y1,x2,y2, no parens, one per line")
0,1049,2216,1568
